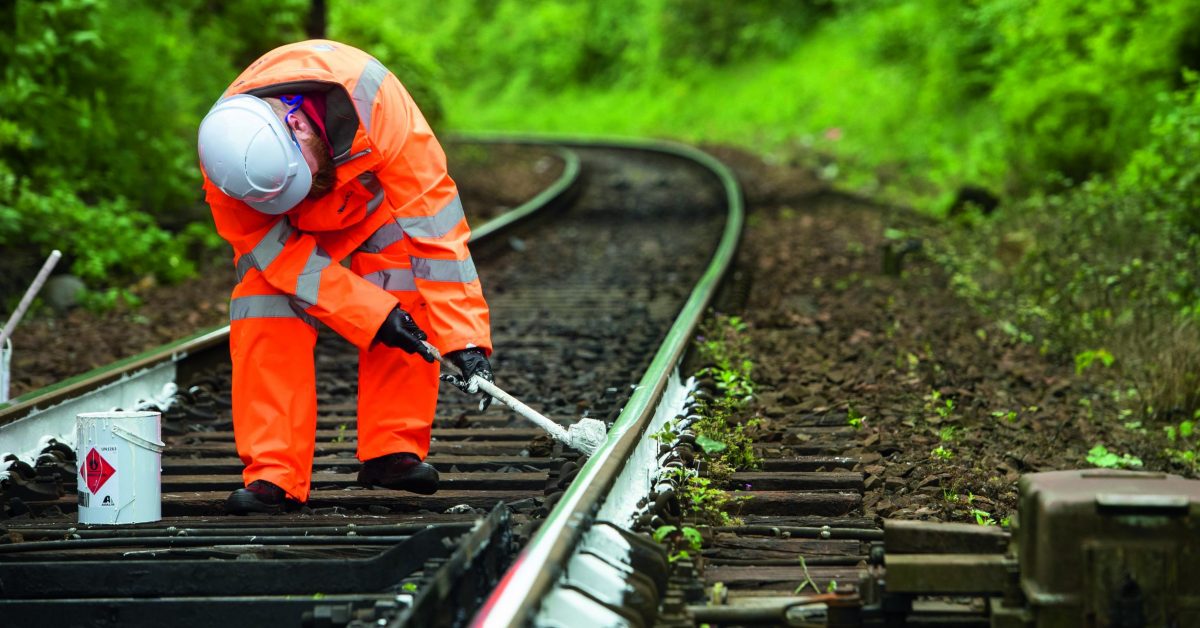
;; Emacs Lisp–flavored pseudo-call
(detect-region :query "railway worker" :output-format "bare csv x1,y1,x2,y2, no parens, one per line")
196,40,494,515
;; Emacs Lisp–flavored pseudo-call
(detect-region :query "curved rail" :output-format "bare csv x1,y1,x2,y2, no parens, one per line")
466,135,745,627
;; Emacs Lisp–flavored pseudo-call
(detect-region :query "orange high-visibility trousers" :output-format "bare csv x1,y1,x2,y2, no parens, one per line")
230,239,439,502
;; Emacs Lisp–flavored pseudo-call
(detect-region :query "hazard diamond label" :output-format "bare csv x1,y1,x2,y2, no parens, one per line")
83,448,116,493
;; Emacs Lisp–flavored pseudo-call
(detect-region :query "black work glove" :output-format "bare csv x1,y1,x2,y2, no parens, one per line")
374,307,436,363
441,348,494,412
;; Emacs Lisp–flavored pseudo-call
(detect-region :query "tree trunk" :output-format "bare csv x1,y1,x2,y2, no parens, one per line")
306,0,327,39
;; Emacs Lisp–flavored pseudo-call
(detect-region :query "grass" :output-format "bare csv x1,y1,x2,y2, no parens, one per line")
443,22,1005,212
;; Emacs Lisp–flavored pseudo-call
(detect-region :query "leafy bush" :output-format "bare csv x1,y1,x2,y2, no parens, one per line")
327,3,446,125
0,0,459,304
1120,74,1200,235
983,0,1200,185
931,155,1200,418
1,0,309,292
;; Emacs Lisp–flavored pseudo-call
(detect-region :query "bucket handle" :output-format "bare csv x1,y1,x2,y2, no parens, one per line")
111,424,165,454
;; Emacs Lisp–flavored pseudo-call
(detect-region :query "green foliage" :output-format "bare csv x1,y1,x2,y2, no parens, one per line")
924,390,955,422
395,0,1200,218
670,468,739,526
694,434,727,455
1086,444,1144,470
1163,413,1200,472
847,406,866,430
931,167,1200,417
652,524,703,552
983,0,1200,183
693,314,762,476
1075,349,1115,376
991,410,1018,423
1121,72,1200,235
1,0,306,289
971,508,997,527
327,4,445,126
2,1,448,296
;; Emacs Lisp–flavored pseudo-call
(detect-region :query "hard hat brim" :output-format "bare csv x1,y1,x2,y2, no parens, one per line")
244,138,312,215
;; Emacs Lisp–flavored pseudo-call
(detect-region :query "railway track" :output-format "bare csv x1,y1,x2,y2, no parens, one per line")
0,139,745,627
6,140,1197,628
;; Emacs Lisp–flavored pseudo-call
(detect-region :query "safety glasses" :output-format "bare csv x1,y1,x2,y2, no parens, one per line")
279,94,304,149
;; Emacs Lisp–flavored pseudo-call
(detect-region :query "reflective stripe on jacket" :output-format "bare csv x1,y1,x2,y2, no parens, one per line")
202,40,491,353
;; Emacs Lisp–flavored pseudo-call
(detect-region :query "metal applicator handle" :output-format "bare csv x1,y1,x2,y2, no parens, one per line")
430,347,572,445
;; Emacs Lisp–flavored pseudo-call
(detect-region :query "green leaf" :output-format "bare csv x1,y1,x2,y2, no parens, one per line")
652,525,678,544
681,526,703,551
695,434,728,454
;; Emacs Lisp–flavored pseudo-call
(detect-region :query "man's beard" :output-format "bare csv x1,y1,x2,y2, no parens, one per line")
306,135,337,200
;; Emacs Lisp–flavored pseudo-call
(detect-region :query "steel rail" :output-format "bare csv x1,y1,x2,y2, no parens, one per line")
466,135,745,628
0,535,424,554
0,145,581,434
0,326,227,426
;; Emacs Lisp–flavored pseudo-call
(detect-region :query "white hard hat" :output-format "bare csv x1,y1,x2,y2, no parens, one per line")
198,94,312,215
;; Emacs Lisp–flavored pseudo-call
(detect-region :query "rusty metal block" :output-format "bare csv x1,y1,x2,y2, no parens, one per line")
885,554,1014,594
1016,469,1200,627
883,518,1009,554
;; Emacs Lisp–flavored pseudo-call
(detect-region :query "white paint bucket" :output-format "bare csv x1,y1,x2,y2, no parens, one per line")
76,411,164,524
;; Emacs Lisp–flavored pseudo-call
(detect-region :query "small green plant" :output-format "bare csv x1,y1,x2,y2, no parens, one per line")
672,469,742,526
1075,348,1115,375
938,426,958,442
710,363,755,400
1086,444,1143,469
793,555,819,594
991,410,1018,423
664,313,763,530
1162,412,1199,471
333,423,349,443
652,524,702,549
691,313,763,475
1164,418,1195,442
847,405,866,430
653,524,703,564
971,508,997,526
709,581,727,605
924,390,955,421
401,582,418,593
931,445,954,461
650,419,676,444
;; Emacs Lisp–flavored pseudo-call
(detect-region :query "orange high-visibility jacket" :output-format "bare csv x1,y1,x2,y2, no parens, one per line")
201,40,491,354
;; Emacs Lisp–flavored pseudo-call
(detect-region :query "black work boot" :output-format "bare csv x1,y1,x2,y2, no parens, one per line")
358,453,439,495
225,479,298,515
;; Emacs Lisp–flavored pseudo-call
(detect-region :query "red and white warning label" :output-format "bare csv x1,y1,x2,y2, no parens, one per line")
80,447,118,508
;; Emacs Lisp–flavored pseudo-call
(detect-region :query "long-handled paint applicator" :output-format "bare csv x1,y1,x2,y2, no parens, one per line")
428,345,608,455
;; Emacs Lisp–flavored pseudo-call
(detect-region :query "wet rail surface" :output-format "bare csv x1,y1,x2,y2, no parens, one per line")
0,145,728,627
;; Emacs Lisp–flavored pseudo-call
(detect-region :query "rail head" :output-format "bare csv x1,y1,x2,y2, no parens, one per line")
466,134,746,628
